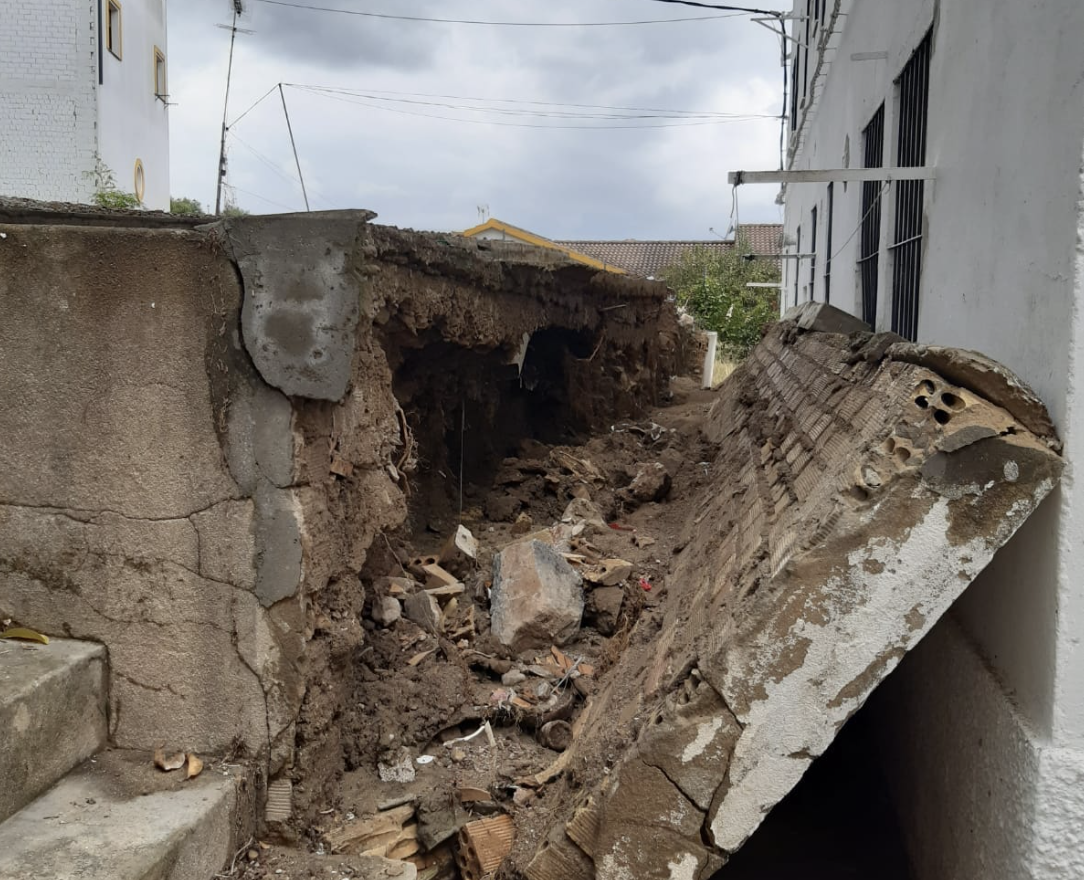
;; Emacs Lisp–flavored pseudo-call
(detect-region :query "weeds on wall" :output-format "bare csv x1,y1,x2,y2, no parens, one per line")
83,155,142,210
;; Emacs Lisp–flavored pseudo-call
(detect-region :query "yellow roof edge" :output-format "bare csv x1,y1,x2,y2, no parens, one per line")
460,218,626,274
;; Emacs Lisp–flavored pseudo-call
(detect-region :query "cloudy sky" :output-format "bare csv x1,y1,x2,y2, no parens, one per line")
167,0,789,239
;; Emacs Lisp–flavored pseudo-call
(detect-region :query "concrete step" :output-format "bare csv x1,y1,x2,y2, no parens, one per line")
0,750,250,880
0,638,108,823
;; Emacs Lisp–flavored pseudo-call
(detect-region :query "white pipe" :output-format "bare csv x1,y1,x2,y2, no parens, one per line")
702,331,718,389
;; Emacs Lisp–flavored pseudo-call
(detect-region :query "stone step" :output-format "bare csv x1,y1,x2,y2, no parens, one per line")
0,750,251,880
0,638,108,823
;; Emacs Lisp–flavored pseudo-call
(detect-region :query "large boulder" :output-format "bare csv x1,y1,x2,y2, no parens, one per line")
490,540,584,653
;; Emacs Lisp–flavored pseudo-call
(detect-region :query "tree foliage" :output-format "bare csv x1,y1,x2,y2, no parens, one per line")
170,197,204,216
662,236,782,360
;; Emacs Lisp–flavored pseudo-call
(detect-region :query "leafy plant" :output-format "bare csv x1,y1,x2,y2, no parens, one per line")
170,196,204,216
83,155,142,210
662,236,782,361
222,205,250,218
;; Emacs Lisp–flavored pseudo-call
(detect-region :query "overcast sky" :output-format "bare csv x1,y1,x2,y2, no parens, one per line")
167,0,789,239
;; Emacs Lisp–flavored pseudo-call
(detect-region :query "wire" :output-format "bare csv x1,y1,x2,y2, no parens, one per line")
229,84,280,127
287,83,774,120
642,0,783,15
223,184,299,212
829,181,890,262
294,86,772,129
228,132,336,208
251,0,745,26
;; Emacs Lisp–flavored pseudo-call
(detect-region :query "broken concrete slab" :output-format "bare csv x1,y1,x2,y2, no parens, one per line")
784,300,872,336
0,751,252,880
403,592,442,633
516,322,1062,878
0,640,107,824
585,587,624,636
490,540,585,653
583,559,634,587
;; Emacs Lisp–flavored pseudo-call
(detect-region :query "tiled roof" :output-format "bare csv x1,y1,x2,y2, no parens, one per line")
555,224,782,278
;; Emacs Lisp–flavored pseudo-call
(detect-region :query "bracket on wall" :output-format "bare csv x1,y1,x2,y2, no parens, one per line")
728,167,936,186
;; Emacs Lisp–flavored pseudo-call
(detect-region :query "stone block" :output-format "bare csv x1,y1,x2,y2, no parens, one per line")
490,540,584,653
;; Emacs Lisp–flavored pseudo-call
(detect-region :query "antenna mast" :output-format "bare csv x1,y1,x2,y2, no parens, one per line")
215,0,246,215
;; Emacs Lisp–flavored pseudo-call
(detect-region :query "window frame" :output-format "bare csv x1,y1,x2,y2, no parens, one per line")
106,0,122,60
154,46,167,99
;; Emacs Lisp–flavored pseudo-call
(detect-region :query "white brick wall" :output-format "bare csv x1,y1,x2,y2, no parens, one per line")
0,0,99,203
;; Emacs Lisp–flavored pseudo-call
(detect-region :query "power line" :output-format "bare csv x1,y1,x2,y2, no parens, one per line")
228,132,335,208
286,83,774,120
292,85,775,129
642,0,783,15
250,0,744,26
229,84,279,127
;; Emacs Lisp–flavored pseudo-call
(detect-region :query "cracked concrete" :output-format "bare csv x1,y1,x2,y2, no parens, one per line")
519,313,1063,878
0,211,685,837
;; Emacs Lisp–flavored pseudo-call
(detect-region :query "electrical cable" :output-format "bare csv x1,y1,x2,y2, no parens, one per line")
229,84,280,128
294,86,772,129
287,83,774,120
642,0,783,17
229,132,336,207
828,181,890,262
223,184,298,212
251,0,745,26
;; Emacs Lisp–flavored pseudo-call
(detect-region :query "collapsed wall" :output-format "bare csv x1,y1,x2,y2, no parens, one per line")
0,209,685,828
513,314,1063,879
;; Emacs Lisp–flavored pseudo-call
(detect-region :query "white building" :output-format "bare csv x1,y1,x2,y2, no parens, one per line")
0,0,170,210
774,1,1084,877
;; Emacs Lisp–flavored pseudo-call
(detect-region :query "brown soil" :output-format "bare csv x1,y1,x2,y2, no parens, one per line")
260,375,718,879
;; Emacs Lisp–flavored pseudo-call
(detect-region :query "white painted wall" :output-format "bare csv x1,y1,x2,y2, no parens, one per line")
781,1,1084,876
0,0,169,209
98,0,170,210
0,0,99,203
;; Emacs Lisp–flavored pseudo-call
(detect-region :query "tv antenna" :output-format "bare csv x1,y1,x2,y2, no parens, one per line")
215,0,254,215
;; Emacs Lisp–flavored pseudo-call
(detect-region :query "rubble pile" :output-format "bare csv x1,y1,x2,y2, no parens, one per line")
236,308,1062,880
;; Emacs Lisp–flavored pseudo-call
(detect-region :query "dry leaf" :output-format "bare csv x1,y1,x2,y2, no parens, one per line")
154,747,186,772
407,649,435,667
0,627,49,644
186,753,204,779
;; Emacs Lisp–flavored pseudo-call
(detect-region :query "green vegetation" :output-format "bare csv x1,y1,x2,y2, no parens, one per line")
83,155,142,210
170,197,204,216
662,236,782,361
222,204,250,218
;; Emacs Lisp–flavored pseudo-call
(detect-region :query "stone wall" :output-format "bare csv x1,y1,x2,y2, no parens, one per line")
0,208,683,827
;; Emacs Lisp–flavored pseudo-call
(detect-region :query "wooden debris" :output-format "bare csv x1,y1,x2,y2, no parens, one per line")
325,803,416,855
426,583,466,600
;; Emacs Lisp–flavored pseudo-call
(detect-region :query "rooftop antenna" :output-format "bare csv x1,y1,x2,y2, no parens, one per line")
477,205,490,223
215,0,253,215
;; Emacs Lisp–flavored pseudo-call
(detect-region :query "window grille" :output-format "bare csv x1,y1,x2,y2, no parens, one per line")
794,225,802,307
858,104,885,326
890,31,932,341
824,183,834,304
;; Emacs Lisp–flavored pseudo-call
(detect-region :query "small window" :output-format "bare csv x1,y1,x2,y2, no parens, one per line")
154,47,167,98
133,159,146,202
107,1,122,60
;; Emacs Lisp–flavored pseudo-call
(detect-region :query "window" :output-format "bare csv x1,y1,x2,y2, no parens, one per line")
890,31,932,342
154,47,167,98
824,183,834,304
106,0,122,59
794,225,802,307
858,104,885,326
802,0,812,99
809,206,818,302
133,159,145,202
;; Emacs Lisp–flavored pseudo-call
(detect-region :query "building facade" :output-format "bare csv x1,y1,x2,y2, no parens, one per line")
0,0,169,210
779,1,1084,877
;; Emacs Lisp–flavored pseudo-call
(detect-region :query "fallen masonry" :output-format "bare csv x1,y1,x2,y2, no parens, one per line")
0,200,1064,880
